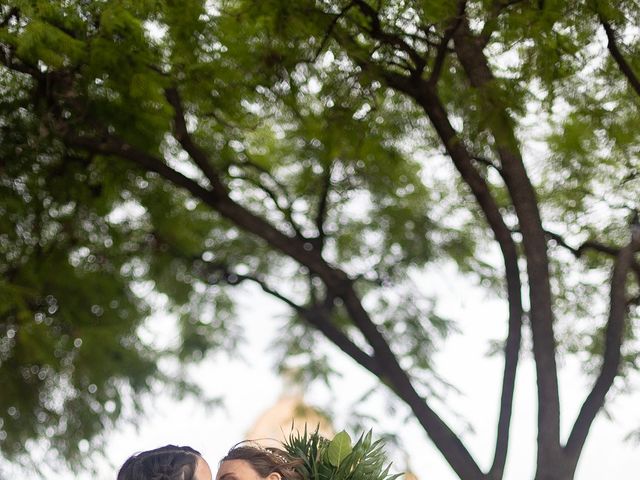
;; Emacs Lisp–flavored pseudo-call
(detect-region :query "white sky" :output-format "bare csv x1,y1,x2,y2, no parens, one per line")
39,263,640,480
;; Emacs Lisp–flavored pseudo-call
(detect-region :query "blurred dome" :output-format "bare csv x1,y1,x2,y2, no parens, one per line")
246,391,334,447
403,470,419,480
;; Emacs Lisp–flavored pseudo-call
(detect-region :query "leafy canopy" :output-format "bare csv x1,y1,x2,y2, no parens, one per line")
1,0,640,479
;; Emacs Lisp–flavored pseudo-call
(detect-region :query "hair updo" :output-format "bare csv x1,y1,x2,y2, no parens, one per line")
117,445,201,480
220,443,304,480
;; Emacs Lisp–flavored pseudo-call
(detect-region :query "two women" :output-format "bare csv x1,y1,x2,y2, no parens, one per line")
117,443,300,480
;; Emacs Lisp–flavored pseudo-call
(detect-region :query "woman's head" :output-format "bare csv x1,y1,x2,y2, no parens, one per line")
118,445,212,480
216,444,303,480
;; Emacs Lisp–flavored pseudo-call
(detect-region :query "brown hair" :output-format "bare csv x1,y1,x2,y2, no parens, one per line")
220,444,304,480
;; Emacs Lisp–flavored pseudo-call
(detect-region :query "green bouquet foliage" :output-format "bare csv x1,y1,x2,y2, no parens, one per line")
283,428,401,480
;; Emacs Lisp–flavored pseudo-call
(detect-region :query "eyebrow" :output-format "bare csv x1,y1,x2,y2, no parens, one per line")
219,473,236,480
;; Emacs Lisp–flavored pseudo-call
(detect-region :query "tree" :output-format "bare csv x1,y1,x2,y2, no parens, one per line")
1,1,639,479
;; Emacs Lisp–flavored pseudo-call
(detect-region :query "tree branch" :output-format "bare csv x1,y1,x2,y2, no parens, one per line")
234,153,299,210
421,83,522,480
312,163,332,250
600,16,640,98
199,262,383,378
472,155,503,174
66,134,221,205
339,284,486,480
479,0,527,48
227,170,305,240
451,13,561,469
546,230,640,282
71,55,495,480
70,17,518,475
70,132,349,286
313,1,357,61
344,57,522,479
351,0,427,75
428,32,453,86
165,87,228,192
68,134,410,404
141,134,483,479
428,3,464,86
564,232,640,467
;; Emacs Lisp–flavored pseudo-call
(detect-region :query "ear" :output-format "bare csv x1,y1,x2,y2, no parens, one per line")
267,472,282,480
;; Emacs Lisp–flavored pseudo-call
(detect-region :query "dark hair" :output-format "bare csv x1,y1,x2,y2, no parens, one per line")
220,444,303,480
117,445,202,480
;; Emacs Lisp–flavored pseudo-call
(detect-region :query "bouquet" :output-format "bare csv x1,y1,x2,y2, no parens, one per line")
283,427,401,480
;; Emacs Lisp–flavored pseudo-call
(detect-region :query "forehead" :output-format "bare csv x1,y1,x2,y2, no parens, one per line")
195,456,213,480
216,460,260,480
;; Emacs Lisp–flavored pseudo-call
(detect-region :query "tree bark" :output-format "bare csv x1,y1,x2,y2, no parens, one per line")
450,18,562,475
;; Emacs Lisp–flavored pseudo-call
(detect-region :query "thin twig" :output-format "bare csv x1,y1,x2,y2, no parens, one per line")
313,1,357,61
600,16,640,98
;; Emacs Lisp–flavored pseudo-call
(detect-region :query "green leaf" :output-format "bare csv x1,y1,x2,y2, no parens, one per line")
326,431,353,467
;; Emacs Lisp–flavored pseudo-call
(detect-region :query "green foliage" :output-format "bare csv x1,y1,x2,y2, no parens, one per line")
16,20,85,68
284,428,400,480
0,134,159,467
